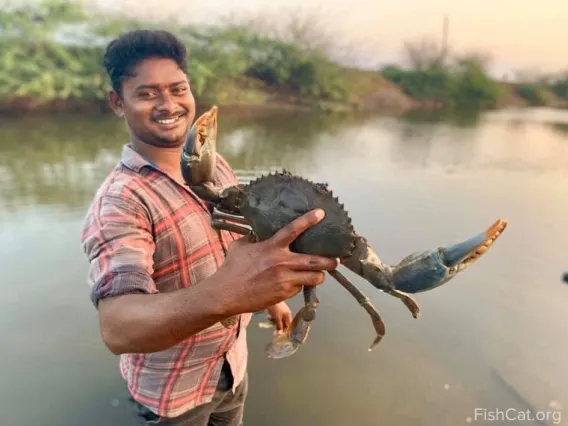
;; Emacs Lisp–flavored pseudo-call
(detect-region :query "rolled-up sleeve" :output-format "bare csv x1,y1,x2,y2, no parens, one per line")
81,188,158,308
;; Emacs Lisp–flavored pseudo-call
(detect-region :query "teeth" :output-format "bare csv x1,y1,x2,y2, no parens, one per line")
156,115,183,125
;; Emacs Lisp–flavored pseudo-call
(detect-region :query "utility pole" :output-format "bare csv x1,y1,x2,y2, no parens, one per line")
442,15,449,63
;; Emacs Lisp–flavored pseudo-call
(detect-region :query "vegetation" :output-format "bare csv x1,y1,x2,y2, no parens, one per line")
0,0,351,110
550,75,568,100
1,0,567,113
381,40,503,109
379,38,568,109
514,84,548,106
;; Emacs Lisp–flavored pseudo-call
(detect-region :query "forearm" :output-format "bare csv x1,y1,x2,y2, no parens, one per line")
98,276,232,354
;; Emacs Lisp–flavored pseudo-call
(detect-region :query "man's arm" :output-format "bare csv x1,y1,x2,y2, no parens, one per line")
97,277,232,355
82,190,229,355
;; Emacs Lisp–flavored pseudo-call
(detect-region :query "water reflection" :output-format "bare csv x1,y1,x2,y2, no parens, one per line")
0,110,368,213
2,108,566,214
0,112,124,212
402,107,483,127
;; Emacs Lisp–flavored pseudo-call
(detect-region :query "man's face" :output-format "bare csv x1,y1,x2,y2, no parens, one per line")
109,57,196,148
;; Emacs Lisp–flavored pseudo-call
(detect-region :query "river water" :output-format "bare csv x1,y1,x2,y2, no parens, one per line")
1,107,567,426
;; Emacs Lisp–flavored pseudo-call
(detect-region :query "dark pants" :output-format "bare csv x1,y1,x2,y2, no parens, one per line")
128,360,248,425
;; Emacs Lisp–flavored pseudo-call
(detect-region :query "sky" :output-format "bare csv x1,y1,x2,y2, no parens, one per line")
93,0,568,79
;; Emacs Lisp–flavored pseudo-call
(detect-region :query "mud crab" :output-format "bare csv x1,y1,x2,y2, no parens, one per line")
180,106,508,359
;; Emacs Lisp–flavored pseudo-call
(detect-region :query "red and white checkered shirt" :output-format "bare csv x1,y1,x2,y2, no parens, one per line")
81,144,251,418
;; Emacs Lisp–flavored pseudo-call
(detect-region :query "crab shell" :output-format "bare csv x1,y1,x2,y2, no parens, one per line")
238,170,357,258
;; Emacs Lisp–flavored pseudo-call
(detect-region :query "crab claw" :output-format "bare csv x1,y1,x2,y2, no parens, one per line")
265,306,312,359
563,272,568,284
180,105,218,187
392,219,507,293
265,333,302,360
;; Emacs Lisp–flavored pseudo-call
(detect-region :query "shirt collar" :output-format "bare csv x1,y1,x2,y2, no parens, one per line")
120,144,160,173
119,144,214,214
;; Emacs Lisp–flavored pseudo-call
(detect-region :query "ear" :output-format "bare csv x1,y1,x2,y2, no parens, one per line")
108,90,125,118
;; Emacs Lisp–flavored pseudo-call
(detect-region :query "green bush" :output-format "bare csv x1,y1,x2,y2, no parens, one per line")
550,76,568,100
515,84,547,106
448,59,502,108
382,65,450,101
381,57,501,109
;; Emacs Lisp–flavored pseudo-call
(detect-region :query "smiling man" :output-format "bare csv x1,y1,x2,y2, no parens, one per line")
80,30,338,425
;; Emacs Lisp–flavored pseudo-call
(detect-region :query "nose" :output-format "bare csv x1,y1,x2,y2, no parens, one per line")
156,93,177,115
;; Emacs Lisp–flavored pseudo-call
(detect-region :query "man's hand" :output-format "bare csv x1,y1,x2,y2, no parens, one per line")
266,301,292,336
214,208,338,316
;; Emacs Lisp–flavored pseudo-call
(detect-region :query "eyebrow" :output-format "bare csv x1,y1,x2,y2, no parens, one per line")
135,81,188,91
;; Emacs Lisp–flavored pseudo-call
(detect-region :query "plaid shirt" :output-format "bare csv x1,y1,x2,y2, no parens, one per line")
81,144,251,418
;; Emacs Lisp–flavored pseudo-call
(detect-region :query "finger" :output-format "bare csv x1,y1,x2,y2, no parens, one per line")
269,209,325,248
288,271,326,287
272,315,284,335
281,252,339,272
273,315,283,331
283,311,292,330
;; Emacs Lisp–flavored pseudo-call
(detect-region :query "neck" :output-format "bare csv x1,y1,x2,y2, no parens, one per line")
130,140,185,183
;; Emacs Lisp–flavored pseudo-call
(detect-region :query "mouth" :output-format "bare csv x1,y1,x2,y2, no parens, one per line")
443,219,507,272
153,112,187,127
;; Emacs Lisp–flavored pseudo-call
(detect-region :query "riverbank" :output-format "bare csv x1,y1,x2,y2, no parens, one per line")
0,67,416,115
4,68,566,117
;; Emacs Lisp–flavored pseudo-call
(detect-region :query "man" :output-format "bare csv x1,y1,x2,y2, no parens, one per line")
81,30,338,425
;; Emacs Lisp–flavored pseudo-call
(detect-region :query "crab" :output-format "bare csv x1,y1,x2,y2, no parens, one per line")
563,272,568,284
180,106,508,359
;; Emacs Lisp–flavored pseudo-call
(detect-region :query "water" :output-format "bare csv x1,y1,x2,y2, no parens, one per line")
1,106,567,426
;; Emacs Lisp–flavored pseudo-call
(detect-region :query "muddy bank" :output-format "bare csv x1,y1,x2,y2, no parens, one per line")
1,73,563,118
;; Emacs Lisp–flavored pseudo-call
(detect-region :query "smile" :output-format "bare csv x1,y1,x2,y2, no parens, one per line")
154,113,186,125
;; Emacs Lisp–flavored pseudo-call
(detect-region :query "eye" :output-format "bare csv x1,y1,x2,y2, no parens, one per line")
172,85,188,95
139,91,157,99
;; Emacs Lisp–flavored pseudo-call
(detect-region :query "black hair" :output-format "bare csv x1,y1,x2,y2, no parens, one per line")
103,29,187,95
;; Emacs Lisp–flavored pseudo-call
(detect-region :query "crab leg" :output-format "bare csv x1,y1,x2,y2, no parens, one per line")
265,287,319,359
212,208,249,225
265,268,388,357
386,289,420,318
328,270,386,350
341,236,420,318
211,220,253,236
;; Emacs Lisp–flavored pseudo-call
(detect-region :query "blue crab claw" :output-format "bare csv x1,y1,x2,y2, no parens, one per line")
392,219,507,293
